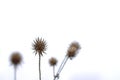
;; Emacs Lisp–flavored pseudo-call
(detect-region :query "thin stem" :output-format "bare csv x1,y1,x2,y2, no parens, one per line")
58,56,69,75
59,57,68,74
57,56,67,74
14,66,17,80
54,56,69,80
53,66,55,80
39,54,41,80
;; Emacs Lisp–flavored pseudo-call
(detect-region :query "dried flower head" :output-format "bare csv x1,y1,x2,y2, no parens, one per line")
67,41,81,59
49,57,58,66
10,52,22,66
32,37,47,56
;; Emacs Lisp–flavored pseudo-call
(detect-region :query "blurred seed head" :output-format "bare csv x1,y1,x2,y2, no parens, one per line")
32,37,47,56
67,41,81,59
10,52,22,66
49,57,58,66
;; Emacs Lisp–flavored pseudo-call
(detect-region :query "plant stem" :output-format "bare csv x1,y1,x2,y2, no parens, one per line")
58,56,69,75
53,66,55,80
54,56,69,80
39,54,41,80
14,66,17,80
57,56,67,74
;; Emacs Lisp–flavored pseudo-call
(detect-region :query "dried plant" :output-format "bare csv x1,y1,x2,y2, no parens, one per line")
67,42,81,59
49,57,58,80
32,37,47,80
10,52,22,80
49,57,57,66
54,41,81,80
32,37,47,56
7,37,81,80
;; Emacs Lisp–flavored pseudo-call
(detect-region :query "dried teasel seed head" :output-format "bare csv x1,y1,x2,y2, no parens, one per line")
10,52,22,66
49,57,58,66
32,37,47,56
69,41,80,50
67,41,81,59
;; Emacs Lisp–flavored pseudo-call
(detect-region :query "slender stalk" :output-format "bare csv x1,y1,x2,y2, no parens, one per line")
14,66,17,80
53,66,55,80
54,56,69,80
57,56,67,74
58,56,68,74
39,53,41,80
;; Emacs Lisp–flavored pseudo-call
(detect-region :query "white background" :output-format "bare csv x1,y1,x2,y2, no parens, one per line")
0,0,120,80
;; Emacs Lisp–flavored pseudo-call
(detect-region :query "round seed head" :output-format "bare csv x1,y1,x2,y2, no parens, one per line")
67,41,81,59
32,37,47,56
49,57,58,66
10,52,22,66
70,42,80,50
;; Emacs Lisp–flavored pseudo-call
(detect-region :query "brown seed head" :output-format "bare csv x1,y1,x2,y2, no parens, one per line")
70,42,80,50
10,52,22,66
49,57,58,66
67,41,81,59
32,37,47,56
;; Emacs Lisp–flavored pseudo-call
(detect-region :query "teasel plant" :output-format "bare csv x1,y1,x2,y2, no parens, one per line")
32,37,47,80
49,57,58,80
54,41,81,80
10,52,22,80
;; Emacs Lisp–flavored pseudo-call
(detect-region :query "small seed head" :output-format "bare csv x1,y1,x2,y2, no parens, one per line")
49,57,58,66
10,52,22,66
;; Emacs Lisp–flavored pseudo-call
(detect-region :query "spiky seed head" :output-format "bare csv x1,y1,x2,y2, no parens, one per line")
67,41,81,59
70,42,80,50
32,37,47,56
49,57,58,66
67,47,77,57
10,52,22,66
